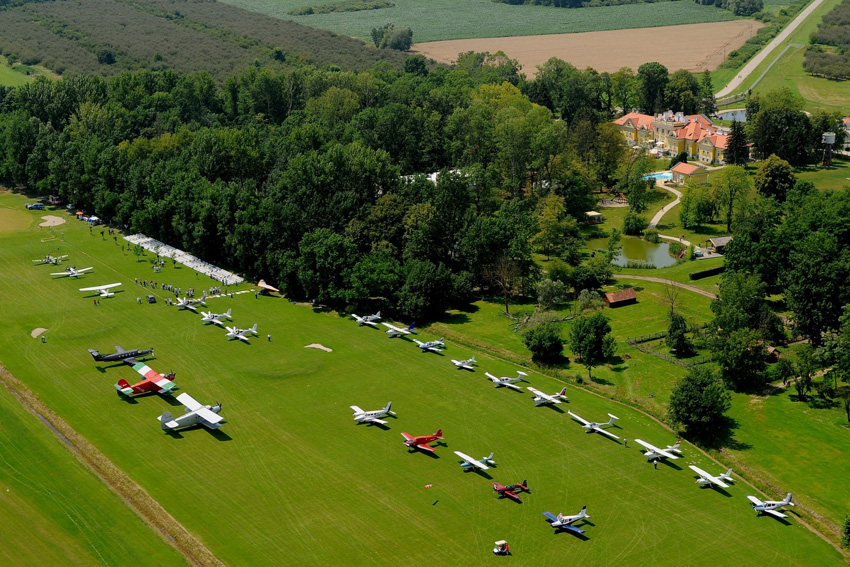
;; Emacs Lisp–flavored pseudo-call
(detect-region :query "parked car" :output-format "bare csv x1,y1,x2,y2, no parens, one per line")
146,295,157,304
25,203,44,210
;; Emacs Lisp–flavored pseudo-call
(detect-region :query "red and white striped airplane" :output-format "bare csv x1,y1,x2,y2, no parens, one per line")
114,361,177,397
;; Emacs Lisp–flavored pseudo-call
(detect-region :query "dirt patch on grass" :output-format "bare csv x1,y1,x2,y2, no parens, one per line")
413,21,762,74
30,328,48,338
0,208,32,233
305,343,333,352
39,215,65,227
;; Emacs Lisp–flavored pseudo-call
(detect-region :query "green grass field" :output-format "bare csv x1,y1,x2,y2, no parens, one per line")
220,0,735,42
0,57,33,87
0,189,843,565
795,155,850,192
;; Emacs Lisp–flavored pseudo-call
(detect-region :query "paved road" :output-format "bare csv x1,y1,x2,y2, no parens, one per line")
716,0,827,97
616,275,717,299
648,183,682,229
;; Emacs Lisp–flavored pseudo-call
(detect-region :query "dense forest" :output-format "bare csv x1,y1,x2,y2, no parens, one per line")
804,0,850,79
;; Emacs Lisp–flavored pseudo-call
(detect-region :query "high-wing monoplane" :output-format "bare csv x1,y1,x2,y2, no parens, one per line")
115,362,177,396
688,465,735,489
33,254,68,265
201,308,232,326
401,429,442,453
89,345,154,366
159,393,223,431
414,337,445,353
225,324,257,343
351,402,395,425
352,311,381,326
746,493,794,519
177,296,206,311
51,266,92,278
487,371,528,389
492,480,528,501
454,451,495,471
451,356,476,370
527,386,567,405
543,506,591,534
79,283,121,298
635,438,682,461
382,321,415,337
567,411,619,439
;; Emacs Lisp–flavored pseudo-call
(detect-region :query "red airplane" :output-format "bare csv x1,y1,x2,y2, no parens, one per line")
114,361,177,397
401,429,443,453
492,480,529,501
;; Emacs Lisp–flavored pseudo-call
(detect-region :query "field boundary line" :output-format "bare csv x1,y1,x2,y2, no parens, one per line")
0,364,227,567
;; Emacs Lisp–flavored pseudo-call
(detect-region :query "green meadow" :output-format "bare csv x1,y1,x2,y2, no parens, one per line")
0,188,842,565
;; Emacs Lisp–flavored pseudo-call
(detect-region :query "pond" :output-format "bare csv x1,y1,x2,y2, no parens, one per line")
586,237,679,269
716,109,746,122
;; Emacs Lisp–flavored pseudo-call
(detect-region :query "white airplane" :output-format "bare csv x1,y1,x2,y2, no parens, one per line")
487,371,528,389
382,321,415,337
528,386,567,405
33,254,68,265
51,266,93,278
746,493,795,519
350,402,395,425
414,338,445,353
226,324,257,343
454,451,495,471
567,411,619,439
352,311,381,326
543,506,591,534
159,393,223,431
635,438,682,461
79,283,121,298
450,356,476,370
689,465,735,489
200,308,232,326
176,297,206,311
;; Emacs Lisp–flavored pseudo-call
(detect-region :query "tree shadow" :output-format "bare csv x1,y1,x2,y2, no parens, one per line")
590,375,614,386
693,416,752,451
439,313,471,325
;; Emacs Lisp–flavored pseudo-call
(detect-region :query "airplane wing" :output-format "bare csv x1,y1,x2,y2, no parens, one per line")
211,319,225,327
746,495,765,507
761,509,788,519
400,432,414,442
653,447,677,459
381,322,401,331
78,267,93,273
416,443,436,453
362,320,377,327
635,439,675,458
560,524,586,534
236,334,250,342
689,465,728,488
542,512,559,523
567,411,590,426
593,426,620,440
50,271,70,276
79,283,121,291
505,383,522,391
503,490,520,501
454,451,489,470
176,393,202,412
413,339,424,346
363,417,387,425
196,407,223,425
485,372,499,383
350,406,364,415
527,387,543,396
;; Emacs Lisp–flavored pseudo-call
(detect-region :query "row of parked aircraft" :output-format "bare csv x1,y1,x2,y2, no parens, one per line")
178,297,260,343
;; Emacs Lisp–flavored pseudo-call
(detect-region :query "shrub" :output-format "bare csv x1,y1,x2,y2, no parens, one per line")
644,227,660,243
623,211,647,235
523,321,565,362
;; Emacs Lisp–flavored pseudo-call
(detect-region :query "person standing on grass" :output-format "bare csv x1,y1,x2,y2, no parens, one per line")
624,438,628,448
653,459,658,470
267,334,271,342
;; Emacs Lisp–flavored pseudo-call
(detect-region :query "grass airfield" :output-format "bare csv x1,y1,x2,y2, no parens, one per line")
0,190,842,566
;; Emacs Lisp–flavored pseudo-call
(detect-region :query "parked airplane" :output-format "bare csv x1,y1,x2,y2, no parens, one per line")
527,386,567,405
451,356,477,370
225,324,257,343
689,465,735,489
176,296,206,311
79,283,121,298
33,254,68,265
89,345,154,365
454,451,495,471
567,411,619,439
51,266,92,278
635,439,682,461
543,506,591,534
401,429,442,453
487,371,528,389
115,362,177,397
200,309,232,326
382,321,415,337
352,311,381,326
351,402,395,425
413,338,445,353
159,393,224,431
746,493,794,519
492,480,528,501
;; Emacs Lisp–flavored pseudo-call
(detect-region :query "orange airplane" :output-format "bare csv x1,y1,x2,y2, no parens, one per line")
401,429,442,453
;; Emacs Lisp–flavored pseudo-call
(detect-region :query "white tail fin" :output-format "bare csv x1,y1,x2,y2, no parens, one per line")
469,356,476,363
558,387,567,398
160,412,173,430
607,414,619,424
784,493,793,505
225,308,231,317
251,324,257,333
486,452,494,461
384,401,393,414
671,439,682,451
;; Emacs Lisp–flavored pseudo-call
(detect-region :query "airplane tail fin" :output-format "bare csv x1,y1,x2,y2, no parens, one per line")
384,401,393,414
486,452,494,461
407,322,415,332
435,429,443,438
88,349,101,359
160,412,174,430
376,311,381,318
225,308,231,318
116,378,131,388
721,469,734,481
558,387,568,398
470,356,476,363
785,493,794,505
438,337,444,343
607,414,619,424
521,480,528,489
672,439,682,451
251,324,257,333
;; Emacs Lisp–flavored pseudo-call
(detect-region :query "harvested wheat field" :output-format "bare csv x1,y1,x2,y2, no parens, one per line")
413,21,761,74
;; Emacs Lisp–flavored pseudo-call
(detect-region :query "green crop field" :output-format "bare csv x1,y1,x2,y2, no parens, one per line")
0,59,31,87
221,0,736,43
0,188,843,566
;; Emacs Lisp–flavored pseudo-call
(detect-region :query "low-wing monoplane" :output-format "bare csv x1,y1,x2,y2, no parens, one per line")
382,321,415,337
51,266,92,278
688,465,735,489
33,254,68,265
635,438,682,461
225,324,257,343
567,411,619,439
115,362,177,396
454,451,495,471
89,345,154,366
487,371,528,389
401,429,442,453
527,386,567,405
352,311,381,326
176,297,206,311
543,506,591,534
351,402,395,425
492,480,528,501
201,308,232,326
159,393,223,431
413,337,445,353
746,493,794,519
79,283,121,298
451,356,476,370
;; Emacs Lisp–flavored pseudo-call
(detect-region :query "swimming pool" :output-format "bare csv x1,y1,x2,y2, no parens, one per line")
643,171,672,181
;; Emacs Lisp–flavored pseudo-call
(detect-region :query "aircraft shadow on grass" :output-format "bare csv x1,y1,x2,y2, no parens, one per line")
165,425,232,441
467,468,493,481
82,290,125,299
116,391,183,406
658,459,682,471
543,405,565,414
698,484,733,498
544,518,591,540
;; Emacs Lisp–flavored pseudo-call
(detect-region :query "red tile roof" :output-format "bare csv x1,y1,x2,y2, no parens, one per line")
604,288,637,305
614,112,654,131
698,134,729,149
671,162,704,175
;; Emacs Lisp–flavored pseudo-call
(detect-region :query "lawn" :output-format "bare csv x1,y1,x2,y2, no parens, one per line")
0,57,32,87
795,154,850,192
0,187,842,565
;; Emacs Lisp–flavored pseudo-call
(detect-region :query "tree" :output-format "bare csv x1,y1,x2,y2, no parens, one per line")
534,195,568,260
664,69,700,115
623,211,647,236
726,120,749,166
715,328,767,391
711,271,784,344
667,312,693,356
746,90,812,165
699,70,717,116
668,366,731,439
754,154,795,203
711,165,751,233
133,244,143,262
523,320,565,362
383,27,413,51
842,514,850,549
486,256,521,315
793,344,818,401
569,313,616,379
536,278,567,310
637,62,669,114
396,260,453,320
611,67,637,112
